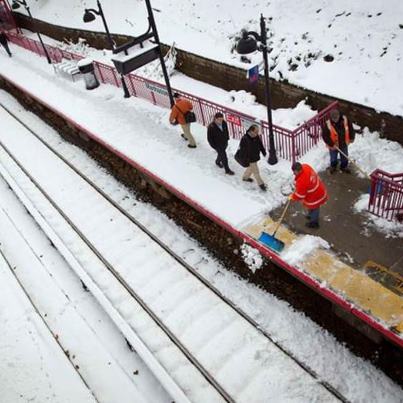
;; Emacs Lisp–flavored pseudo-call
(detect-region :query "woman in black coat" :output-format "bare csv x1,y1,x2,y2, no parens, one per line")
237,124,267,191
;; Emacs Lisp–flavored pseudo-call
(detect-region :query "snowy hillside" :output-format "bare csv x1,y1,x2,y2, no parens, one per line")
21,0,403,118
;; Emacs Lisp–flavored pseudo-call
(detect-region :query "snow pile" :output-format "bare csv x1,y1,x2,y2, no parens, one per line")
350,128,403,176
281,235,330,266
354,194,403,238
241,243,263,273
57,37,91,56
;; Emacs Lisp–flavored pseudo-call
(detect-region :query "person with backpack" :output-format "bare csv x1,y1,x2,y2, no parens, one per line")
169,93,197,148
207,112,234,175
235,124,267,191
0,30,12,57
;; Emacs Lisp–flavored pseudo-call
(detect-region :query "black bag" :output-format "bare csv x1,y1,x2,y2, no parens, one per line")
175,104,196,124
235,148,249,167
184,111,196,123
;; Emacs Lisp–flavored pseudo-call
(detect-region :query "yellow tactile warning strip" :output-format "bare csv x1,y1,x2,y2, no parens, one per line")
244,216,403,337
363,260,403,296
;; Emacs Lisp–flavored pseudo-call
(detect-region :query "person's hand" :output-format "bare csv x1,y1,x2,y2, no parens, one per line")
288,194,294,200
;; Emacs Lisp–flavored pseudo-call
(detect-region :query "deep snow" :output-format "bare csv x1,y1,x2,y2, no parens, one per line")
18,0,403,117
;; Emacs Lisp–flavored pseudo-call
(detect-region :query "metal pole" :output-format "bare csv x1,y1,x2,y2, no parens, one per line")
97,0,130,98
20,0,51,64
96,0,114,50
144,0,175,107
260,14,277,165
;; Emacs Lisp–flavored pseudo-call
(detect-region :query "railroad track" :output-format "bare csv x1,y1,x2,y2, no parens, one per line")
0,248,99,402
0,102,349,402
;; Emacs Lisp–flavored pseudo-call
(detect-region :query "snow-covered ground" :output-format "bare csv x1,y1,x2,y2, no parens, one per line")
1,89,402,402
19,0,403,117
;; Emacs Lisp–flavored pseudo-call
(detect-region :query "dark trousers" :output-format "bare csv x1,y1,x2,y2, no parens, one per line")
308,208,320,225
215,148,230,172
329,144,348,169
1,42,11,57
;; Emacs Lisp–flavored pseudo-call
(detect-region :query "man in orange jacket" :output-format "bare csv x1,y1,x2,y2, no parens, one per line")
289,162,328,228
322,108,355,174
169,93,197,148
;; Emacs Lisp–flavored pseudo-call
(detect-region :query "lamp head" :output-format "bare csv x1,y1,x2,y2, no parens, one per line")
83,9,96,23
12,1,21,10
236,30,258,55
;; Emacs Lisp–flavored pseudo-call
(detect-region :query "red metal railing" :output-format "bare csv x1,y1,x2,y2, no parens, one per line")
7,31,339,163
0,0,20,33
369,169,403,222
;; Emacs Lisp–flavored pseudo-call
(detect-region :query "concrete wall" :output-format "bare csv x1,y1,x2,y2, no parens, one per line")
14,13,403,146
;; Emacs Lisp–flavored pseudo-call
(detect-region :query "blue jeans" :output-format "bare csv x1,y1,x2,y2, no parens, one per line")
329,144,348,169
308,208,320,225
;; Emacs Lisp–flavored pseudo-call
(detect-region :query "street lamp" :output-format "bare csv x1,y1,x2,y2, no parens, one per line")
11,0,52,64
236,14,278,165
83,0,130,98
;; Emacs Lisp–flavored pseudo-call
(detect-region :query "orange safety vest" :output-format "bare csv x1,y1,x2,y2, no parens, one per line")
326,116,350,147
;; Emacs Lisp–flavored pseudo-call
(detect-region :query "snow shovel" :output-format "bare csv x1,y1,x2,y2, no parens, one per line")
259,199,291,253
335,147,384,194
336,147,370,179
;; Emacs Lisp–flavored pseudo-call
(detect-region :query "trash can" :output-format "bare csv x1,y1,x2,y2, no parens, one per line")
77,58,100,90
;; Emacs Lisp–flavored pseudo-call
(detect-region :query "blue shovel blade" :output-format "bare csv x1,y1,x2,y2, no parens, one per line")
258,231,285,253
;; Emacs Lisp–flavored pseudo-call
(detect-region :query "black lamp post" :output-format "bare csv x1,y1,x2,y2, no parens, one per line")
236,14,278,165
83,0,130,98
11,0,52,64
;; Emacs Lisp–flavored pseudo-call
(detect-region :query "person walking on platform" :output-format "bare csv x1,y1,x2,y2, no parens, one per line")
169,93,197,148
236,124,267,191
322,108,355,174
207,112,234,175
289,162,328,228
0,30,12,57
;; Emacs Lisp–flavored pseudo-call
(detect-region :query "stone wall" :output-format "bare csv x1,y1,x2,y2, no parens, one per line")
14,13,403,146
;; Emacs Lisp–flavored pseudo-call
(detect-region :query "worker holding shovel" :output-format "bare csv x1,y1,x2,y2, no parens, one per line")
322,108,355,174
289,162,328,229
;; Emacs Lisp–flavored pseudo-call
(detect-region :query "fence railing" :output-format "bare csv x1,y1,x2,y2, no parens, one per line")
0,0,20,33
369,169,403,222
7,31,339,163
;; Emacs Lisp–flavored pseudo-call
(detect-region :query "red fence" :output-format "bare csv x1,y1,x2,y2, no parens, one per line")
0,0,19,33
7,31,338,163
369,169,403,222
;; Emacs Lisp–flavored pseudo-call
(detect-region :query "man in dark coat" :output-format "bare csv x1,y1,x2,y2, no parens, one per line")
238,124,267,191
0,31,12,57
322,108,355,174
207,112,234,175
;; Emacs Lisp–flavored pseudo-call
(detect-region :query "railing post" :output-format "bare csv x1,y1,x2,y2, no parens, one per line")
198,99,206,126
291,129,297,165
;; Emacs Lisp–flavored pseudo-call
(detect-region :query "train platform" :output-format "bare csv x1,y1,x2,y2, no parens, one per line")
0,33,402,349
